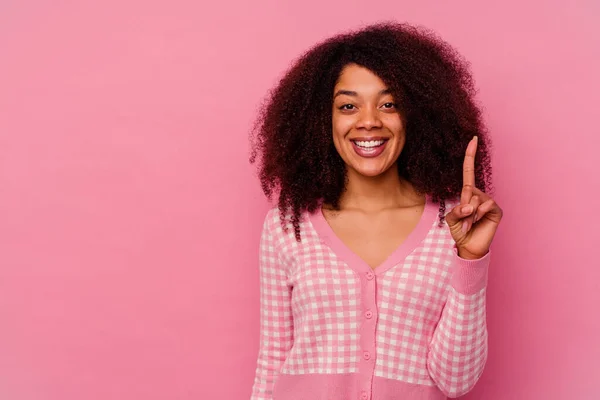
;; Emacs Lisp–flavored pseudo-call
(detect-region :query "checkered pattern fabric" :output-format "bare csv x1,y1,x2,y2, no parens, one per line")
250,199,489,399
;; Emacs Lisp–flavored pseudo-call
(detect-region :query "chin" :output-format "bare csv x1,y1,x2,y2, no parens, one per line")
351,163,392,178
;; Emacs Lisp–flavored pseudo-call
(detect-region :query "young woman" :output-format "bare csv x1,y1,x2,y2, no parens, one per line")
249,22,503,400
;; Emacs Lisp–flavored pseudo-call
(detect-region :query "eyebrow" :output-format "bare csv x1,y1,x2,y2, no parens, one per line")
333,88,392,99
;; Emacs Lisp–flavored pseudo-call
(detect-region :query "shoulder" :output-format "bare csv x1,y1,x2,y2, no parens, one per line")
263,206,281,229
424,196,460,223
262,205,316,245
441,196,461,216
425,196,460,240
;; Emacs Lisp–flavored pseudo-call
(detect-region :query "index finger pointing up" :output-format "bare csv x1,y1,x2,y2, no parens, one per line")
461,136,478,205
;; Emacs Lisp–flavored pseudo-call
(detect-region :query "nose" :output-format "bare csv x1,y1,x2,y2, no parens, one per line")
356,105,382,130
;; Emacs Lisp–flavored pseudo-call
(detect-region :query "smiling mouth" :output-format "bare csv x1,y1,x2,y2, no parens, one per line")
350,138,389,158
351,139,388,149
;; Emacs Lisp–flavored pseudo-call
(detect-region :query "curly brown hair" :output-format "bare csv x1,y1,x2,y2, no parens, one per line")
249,21,493,241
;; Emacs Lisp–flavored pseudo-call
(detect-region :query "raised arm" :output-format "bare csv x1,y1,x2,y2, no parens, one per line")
427,248,490,397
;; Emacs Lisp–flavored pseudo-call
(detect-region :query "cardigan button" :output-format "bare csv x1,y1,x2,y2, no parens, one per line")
363,351,371,360
365,271,374,280
365,310,373,319
361,391,368,400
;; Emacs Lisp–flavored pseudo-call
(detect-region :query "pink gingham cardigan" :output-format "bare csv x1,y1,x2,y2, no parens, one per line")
250,195,490,400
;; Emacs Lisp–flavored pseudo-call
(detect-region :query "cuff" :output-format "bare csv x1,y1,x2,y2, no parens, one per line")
450,246,491,295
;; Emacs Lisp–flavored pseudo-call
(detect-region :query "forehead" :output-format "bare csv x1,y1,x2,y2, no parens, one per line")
334,64,388,91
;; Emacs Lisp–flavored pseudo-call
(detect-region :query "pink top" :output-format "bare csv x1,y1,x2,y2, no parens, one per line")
250,195,490,400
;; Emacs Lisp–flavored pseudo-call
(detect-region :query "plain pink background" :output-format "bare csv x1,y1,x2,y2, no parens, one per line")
1,1,599,399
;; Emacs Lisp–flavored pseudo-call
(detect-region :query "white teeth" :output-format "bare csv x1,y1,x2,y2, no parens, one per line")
354,140,385,148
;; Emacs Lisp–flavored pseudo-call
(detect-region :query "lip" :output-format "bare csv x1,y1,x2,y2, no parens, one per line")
350,136,389,142
350,138,389,158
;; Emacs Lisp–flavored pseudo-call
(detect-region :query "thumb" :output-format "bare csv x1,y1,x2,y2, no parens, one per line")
445,203,473,228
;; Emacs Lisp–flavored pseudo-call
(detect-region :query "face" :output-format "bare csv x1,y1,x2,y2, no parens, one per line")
331,63,405,178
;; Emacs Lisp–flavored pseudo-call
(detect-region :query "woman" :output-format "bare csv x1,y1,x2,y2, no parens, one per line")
249,22,503,400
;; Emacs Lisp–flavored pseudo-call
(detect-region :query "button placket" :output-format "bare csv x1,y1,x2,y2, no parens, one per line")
358,269,378,400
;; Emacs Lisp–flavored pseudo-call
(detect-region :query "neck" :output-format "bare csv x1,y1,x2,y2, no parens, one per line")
336,164,424,212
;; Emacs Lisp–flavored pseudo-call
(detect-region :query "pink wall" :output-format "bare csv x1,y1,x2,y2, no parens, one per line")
1,1,598,399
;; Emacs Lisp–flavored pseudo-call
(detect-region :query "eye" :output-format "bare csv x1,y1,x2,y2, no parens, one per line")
382,102,396,109
339,104,356,111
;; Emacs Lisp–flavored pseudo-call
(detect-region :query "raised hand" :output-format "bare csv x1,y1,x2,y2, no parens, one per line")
445,136,503,260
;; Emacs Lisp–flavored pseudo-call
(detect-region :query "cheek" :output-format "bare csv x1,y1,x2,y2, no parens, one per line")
331,122,351,158
332,121,348,151
331,121,341,139
386,114,404,133
332,114,353,136
331,129,346,155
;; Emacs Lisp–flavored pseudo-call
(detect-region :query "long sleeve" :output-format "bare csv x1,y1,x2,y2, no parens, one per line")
250,211,294,400
426,246,490,398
